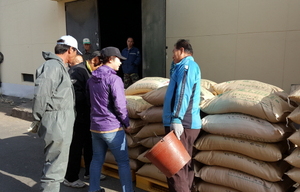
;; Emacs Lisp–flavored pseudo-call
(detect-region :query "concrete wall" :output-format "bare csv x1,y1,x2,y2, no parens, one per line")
166,0,300,93
0,0,70,98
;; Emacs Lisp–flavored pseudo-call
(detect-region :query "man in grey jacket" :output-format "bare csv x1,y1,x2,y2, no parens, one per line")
32,35,80,192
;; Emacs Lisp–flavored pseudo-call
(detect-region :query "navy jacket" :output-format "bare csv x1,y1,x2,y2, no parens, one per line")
121,47,141,74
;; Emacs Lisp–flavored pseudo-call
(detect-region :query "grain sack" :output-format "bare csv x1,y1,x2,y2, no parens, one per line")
138,136,162,148
284,147,300,168
141,85,168,106
199,166,293,192
134,123,165,139
136,163,167,182
137,106,163,123
126,133,140,148
194,134,287,162
195,181,241,192
125,77,169,95
285,167,300,183
288,130,300,146
201,87,215,104
212,80,284,95
202,113,294,142
105,151,144,171
127,118,148,134
286,106,300,124
295,186,300,192
126,95,152,119
288,85,300,104
201,79,217,94
137,149,151,163
194,150,289,182
128,145,148,159
200,89,294,123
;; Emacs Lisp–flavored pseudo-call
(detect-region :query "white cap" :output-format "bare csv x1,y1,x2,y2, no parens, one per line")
83,38,91,44
57,35,82,54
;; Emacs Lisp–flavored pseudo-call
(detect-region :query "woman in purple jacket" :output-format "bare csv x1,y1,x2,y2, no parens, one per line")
87,47,133,192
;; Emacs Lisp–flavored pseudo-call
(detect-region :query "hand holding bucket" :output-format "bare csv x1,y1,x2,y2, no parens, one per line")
144,130,191,178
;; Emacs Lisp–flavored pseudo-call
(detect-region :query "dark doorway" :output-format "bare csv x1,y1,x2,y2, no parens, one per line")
98,0,142,78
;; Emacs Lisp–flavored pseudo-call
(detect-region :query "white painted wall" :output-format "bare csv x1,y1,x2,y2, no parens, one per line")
166,0,300,93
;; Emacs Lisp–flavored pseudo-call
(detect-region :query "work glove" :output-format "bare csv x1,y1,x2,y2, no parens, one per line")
170,123,184,140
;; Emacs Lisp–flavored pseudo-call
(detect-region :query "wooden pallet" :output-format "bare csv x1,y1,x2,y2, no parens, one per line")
101,162,136,181
136,175,168,192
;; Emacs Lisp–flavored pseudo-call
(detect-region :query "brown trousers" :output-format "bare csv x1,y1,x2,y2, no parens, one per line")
165,127,201,192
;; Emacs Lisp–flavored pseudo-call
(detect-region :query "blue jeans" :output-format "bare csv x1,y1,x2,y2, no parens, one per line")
89,130,133,192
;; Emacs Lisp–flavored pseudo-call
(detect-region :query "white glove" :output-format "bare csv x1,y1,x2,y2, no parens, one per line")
170,123,184,140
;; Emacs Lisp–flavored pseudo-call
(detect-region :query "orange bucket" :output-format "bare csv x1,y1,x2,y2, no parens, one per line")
144,131,191,178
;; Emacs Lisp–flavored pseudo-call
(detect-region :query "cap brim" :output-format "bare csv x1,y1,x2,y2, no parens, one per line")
76,48,82,55
116,54,126,60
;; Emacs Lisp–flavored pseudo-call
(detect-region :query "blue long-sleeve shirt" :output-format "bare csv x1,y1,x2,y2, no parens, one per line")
121,46,141,74
163,56,202,129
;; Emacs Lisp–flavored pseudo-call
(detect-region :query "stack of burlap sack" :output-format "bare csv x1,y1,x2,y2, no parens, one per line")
195,80,297,192
283,87,300,192
104,77,169,180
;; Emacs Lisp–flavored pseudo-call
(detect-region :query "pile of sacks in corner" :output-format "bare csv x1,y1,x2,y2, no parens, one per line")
103,77,300,192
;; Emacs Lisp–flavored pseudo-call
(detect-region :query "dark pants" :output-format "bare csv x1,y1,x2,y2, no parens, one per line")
65,120,92,182
165,127,201,192
123,73,139,89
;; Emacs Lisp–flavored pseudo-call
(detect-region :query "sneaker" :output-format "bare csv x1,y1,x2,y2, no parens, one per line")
63,179,86,188
84,174,106,180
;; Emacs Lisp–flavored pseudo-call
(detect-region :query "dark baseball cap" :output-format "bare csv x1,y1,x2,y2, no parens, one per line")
89,51,101,60
101,47,126,60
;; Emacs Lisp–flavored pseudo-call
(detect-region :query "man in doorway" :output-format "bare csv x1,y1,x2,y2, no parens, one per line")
163,39,201,192
32,35,80,192
82,38,93,61
121,37,141,89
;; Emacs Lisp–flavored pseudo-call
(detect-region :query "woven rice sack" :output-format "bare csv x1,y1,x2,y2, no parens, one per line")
201,87,215,104
285,167,300,183
212,80,284,95
125,77,169,95
284,147,300,168
104,151,144,171
287,106,300,124
202,113,294,143
201,79,217,94
195,181,241,192
138,106,163,123
137,149,151,163
199,166,293,192
138,136,161,148
126,95,152,119
134,123,165,139
128,145,148,159
126,133,140,148
194,150,289,182
200,89,294,123
127,118,148,134
288,86,300,104
287,130,300,146
141,85,168,106
194,134,287,162
136,163,167,182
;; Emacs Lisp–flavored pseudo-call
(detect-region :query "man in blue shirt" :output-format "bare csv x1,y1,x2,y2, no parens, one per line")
121,37,141,88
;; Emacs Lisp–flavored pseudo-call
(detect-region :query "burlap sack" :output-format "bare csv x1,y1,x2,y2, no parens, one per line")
287,130,300,146
134,123,165,139
212,80,284,95
201,79,217,94
128,145,148,159
288,86,300,104
199,166,293,192
202,113,294,142
138,106,163,123
285,167,300,183
126,95,152,119
195,181,241,192
286,106,300,124
284,147,300,168
105,151,144,171
138,136,162,148
125,77,169,95
126,133,140,148
127,118,148,134
194,134,287,162
135,163,167,182
200,89,294,123
137,149,151,163
194,150,289,182
141,85,168,106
